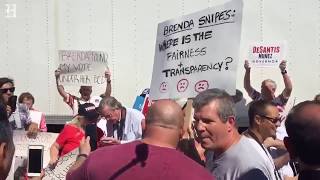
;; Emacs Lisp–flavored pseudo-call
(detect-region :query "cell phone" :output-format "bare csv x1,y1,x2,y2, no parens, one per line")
85,123,97,151
27,145,43,177
8,95,17,112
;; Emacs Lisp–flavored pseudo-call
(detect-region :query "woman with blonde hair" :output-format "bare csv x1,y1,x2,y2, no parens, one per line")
49,103,102,168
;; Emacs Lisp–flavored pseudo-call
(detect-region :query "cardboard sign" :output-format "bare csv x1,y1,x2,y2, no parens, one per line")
150,0,243,100
58,50,109,86
13,131,58,169
248,42,286,67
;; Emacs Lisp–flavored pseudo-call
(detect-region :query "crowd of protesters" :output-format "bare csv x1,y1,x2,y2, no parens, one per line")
0,60,320,180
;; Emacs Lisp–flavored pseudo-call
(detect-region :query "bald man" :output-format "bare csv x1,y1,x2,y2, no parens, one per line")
284,101,320,180
67,100,213,180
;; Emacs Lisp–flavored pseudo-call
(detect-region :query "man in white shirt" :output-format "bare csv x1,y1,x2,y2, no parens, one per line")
243,100,282,180
98,96,145,145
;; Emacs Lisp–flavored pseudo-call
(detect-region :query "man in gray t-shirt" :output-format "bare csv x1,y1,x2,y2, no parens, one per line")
206,136,275,180
193,89,277,180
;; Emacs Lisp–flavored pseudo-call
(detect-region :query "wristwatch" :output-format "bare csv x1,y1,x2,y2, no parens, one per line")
281,69,287,75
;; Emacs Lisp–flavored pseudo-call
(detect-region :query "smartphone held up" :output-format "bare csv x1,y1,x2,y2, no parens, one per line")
27,145,44,177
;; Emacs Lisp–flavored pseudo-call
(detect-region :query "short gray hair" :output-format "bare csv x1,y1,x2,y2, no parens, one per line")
193,88,236,123
99,96,123,110
262,79,277,88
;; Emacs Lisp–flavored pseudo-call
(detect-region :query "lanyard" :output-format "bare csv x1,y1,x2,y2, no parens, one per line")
245,130,282,180
112,107,126,140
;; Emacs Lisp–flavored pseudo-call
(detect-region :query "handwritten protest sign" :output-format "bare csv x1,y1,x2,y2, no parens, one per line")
58,50,109,86
13,131,58,169
43,149,78,180
248,42,286,67
150,0,243,100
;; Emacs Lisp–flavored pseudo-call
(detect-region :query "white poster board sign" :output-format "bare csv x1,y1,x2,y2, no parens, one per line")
13,131,58,168
58,50,109,86
43,149,79,180
248,42,286,67
150,0,243,100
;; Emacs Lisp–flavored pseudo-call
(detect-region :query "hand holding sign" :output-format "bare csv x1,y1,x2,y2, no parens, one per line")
279,60,287,71
244,60,251,71
54,69,61,79
105,68,111,81
248,42,286,67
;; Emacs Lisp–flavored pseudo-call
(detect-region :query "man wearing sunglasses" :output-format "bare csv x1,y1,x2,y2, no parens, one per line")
244,59,295,178
244,100,282,180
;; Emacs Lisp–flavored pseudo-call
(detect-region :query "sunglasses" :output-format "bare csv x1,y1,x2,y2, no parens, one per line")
0,87,15,93
259,114,281,124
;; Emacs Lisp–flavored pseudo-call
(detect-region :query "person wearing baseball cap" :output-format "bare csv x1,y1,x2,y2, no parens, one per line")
49,103,100,169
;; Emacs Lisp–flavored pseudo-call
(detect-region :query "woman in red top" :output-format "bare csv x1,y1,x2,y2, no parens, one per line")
49,103,100,168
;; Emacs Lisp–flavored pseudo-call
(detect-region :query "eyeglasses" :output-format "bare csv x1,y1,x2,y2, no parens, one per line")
0,87,15,93
259,114,281,124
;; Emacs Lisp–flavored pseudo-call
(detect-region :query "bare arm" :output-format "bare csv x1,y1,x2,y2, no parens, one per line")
279,61,293,99
244,60,254,96
55,69,68,100
264,137,287,150
68,137,91,173
274,153,290,170
104,69,112,98
49,142,60,168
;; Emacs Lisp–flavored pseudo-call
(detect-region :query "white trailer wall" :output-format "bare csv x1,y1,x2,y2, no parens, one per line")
0,0,319,125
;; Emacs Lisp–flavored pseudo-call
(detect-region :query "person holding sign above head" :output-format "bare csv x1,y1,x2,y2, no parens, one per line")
244,60,293,108
54,68,112,116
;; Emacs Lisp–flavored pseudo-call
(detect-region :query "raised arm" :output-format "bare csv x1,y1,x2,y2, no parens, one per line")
244,60,254,96
55,69,68,100
279,60,293,99
104,69,112,98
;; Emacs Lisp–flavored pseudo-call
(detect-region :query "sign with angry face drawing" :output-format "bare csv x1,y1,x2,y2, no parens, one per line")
150,0,243,100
